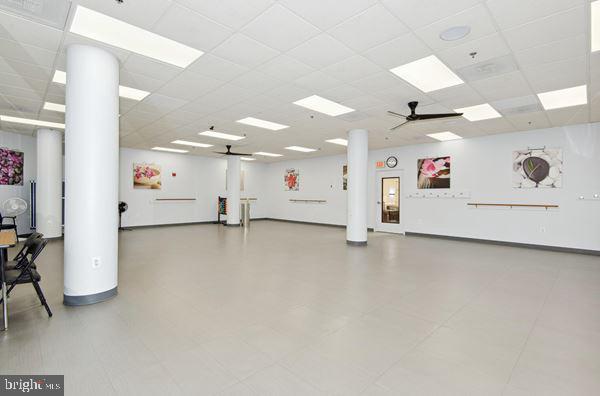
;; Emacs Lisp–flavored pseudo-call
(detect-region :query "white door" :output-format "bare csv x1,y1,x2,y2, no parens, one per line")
375,170,404,234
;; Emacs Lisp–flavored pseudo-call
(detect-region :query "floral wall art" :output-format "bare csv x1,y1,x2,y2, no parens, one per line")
284,168,299,191
0,147,24,185
417,156,451,189
513,148,562,188
133,163,161,189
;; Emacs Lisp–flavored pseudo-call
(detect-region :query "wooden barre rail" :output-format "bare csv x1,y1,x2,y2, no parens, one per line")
241,198,258,201
289,199,327,203
467,203,558,209
155,198,196,201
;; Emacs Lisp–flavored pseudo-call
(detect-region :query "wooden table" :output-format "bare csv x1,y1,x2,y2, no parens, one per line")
0,231,17,330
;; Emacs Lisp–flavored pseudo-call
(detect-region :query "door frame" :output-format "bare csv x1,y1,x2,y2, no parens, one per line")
374,169,405,234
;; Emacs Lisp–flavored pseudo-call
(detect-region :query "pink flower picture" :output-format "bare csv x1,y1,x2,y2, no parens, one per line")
417,156,450,189
133,163,161,189
0,148,24,185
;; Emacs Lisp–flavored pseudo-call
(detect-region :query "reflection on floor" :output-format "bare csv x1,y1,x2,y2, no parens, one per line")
1,221,599,395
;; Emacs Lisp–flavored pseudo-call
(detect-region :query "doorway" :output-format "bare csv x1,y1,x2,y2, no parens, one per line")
375,170,404,234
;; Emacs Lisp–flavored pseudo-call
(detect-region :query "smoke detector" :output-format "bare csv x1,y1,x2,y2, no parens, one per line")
439,26,471,41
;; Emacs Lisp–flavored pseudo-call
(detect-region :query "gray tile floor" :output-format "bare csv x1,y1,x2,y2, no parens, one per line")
1,221,599,395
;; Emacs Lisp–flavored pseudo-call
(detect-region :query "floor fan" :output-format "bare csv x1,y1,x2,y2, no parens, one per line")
2,197,28,239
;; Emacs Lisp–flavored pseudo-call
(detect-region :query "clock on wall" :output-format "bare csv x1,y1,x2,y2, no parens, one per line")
386,156,398,168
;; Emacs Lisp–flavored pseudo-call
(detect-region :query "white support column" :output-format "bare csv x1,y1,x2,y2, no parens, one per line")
63,45,119,305
226,156,241,226
346,129,369,245
36,128,63,238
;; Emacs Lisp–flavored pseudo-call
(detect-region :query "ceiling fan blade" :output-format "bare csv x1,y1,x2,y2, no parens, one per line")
390,120,410,130
213,151,229,155
387,110,407,118
229,152,253,156
414,112,463,120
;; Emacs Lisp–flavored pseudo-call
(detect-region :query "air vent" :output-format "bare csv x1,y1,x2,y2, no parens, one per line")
492,95,542,116
0,0,71,29
457,55,518,82
499,104,542,116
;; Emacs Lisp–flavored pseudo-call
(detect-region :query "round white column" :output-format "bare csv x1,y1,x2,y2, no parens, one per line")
226,156,241,226
36,128,63,238
63,45,119,305
346,129,369,245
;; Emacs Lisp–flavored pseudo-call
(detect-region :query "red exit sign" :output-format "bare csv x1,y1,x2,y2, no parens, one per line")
376,161,385,168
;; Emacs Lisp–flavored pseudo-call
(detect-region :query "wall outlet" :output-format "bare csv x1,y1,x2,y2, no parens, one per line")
540,227,546,233
92,257,101,269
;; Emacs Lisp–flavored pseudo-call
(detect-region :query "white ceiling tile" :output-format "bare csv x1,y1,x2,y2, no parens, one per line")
341,95,388,112
321,55,383,83
513,35,587,68
264,84,312,103
502,6,586,52
362,33,431,69
134,93,188,114
546,105,589,126
0,84,43,101
505,111,551,130
0,37,56,67
438,34,511,69
172,0,274,29
486,0,586,30
329,4,409,52
120,71,165,92
350,72,407,93
286,34,354,69
280,0,376,30
381,0,481,30
470,71,533,102
72,0,173,29
157,70,224,101
153,3,234,52
414,4,497,52
186,54,249,82
229,70,285,94
0,10,63,51
321,85,366,103
0,94,42,114
428,84,484,109
212,34,279,68
0,71,47,92
241,4,319,52
122,54,182,82
259,55,314,81
0,57,52,81
294,71,343,92
522,56,587,93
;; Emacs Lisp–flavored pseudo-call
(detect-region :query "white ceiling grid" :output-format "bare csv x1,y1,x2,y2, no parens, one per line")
0,0,596,161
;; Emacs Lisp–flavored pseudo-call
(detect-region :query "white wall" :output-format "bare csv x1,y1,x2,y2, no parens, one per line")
0,130,36,233
265,123,600,251
119,148,267,227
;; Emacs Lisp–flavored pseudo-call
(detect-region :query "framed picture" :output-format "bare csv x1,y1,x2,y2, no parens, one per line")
0,148,24,186
417,156,450,189
284,168,299,191
133,163,161,189
513,148,562,188
343,165,348,191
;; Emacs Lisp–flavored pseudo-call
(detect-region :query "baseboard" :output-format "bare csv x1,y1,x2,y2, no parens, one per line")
405,232,600,256
264,218,374,231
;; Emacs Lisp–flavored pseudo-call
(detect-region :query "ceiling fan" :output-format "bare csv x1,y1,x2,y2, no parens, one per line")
213,144,252,156
388,101,463,130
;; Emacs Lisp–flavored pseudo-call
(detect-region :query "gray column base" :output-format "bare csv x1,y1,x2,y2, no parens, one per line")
225,223,241,227
64,286,117,306
346,240,367,246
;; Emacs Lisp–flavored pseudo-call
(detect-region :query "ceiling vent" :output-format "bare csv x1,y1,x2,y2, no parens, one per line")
0,0,71,29
457,55,518,82
492,95,542,116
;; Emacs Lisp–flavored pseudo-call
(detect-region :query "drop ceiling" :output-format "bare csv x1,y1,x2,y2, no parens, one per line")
0,0,597,162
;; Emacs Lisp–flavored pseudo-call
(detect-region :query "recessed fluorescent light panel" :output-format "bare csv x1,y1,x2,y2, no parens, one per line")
0,115,65,129
199,130,245,141
254,152,283,157
454,103,501,121
236,117,289,131
293,95,355,116
537,85,588,110
151,147,188,153
240,157,255,161
285,146,317,153
43,102,66,113
171,140,213,148
427,131,463,141
70,6,204,68
390,55,464,93
53,70,150,101
593,1,600,52
325,138,348,146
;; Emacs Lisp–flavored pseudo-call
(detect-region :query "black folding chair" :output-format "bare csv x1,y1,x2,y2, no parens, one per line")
4,232,44,271
0,211,18,240
0,238,52,317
